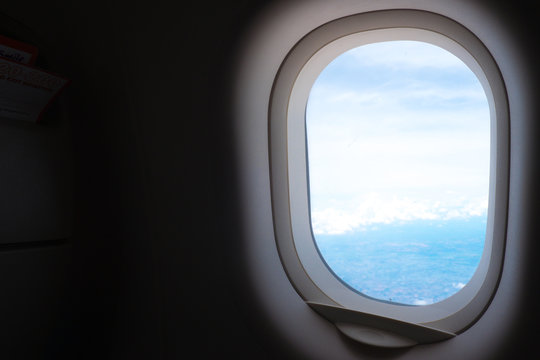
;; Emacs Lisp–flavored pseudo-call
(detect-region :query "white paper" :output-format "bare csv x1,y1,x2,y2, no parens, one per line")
0,58,69,122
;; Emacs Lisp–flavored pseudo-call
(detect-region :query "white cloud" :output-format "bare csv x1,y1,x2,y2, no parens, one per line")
348,41,466,69
453,282,466,290
319,86,486,106
311,194,488,235
327,90,384,105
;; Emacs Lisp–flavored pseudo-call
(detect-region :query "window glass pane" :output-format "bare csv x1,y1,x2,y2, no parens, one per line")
306,41,490,305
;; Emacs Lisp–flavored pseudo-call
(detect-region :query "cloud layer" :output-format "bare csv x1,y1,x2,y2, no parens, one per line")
311,194,487,234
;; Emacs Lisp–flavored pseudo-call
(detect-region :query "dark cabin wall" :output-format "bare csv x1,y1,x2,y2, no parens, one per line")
0,6,73,360
0,0,278,359
0,0,537,359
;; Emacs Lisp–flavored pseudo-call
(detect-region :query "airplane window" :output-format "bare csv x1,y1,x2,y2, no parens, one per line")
305,41,490,305
268,10,508,346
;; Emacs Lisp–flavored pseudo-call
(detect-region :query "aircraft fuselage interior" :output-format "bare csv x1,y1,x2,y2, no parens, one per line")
0,0,538,359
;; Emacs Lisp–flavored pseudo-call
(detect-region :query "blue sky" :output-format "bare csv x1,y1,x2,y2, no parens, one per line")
306,41,490,235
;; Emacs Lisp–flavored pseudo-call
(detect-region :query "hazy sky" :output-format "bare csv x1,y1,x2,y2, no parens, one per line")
306,41,490,235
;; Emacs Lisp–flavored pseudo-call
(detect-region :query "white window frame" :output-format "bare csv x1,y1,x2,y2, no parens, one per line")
269,10,509,348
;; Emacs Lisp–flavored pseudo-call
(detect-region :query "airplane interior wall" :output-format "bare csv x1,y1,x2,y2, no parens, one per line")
0,0,537,359
0,1,277,359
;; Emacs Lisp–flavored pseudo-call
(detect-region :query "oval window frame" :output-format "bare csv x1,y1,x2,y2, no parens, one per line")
269,10,508,346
